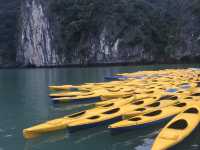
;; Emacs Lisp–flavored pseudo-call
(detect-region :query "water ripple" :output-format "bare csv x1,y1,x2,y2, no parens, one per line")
4,134,12,138
0,128,4,133
134,138,154,150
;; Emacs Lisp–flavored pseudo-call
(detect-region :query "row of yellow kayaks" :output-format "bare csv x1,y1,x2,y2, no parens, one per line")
49,69,200,92
48,68,200,104
49,81,198,104
23,88,200,139
23,68,200,150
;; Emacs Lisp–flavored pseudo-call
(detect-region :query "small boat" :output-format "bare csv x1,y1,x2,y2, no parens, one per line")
48,85,74,91
52,89,135,103
152,103,200,150
23,101,123,139
108,101,195,133
67,98,175,132
23,96,155,139
52,95,101,104
49,91,92,98
123,99,178,119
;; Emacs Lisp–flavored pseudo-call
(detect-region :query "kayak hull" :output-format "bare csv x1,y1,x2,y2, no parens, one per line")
152,104,200,150
68,116,123,133
52,96,101,104
110,115,174,134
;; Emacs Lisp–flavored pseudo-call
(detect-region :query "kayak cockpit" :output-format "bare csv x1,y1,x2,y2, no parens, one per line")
88,116,100,119
147,102,160,107
103,108,120,114
132,101,144,105
174,103,186,107
135,108,146,111
191,93,200,96
129,117,142,121
158,95,178,101
184,108,199,114
144,110,162,117
167,119,188,130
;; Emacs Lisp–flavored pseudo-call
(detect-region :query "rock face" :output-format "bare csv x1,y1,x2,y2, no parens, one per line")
50,0,200,65
17,0,58,67
1,0,200,67
0,0,20,66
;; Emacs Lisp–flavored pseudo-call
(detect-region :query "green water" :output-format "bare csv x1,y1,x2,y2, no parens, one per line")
1,64,200,150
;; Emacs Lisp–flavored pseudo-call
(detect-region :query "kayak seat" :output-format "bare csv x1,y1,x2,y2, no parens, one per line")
158,95,178,101
68,111,86,118
174,103,186,107
160,132,179,140
132,101,144,105
102,103,114,107
134,92,141,95
146,91,154,94
135,108,146,111
184,97,193,100
129,117,142,121
122,95,132,98
103,108,120,114
184,108,199,114
88,116,100,119
167,119,188,130
144,110,162,117
147,102,160,107
191,93,200,96
147,87,154,89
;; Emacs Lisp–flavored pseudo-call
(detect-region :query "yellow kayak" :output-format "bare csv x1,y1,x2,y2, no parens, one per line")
152,103,200,150
48,85,74,91
23,96,155,139
108,100,195,133
67,98,174,132
94,96,135,107
52,92,102,103
52,89,136,103
49,91,93,98
23,101,122,139
122,100,179,119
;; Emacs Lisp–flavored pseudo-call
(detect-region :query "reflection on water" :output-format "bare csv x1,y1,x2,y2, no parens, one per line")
134,131,159,150
24,131,69,150
0,64,200,150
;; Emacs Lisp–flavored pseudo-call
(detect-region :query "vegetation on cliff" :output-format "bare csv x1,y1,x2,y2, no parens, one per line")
1,0,200,66
50,0,200,64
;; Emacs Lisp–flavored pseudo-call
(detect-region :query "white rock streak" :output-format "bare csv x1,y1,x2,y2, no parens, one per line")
17,0,57,66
